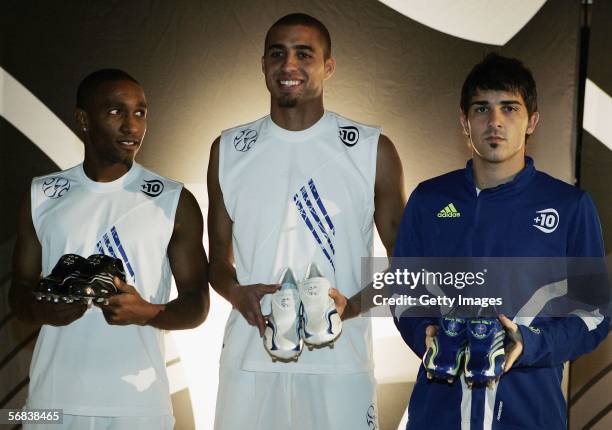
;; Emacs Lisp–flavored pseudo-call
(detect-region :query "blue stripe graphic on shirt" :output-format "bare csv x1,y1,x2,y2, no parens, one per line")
308,179,335,235
96,227,136,282
293,179,336,271
300,186,335,255
111,226,135,280
102,234,118,258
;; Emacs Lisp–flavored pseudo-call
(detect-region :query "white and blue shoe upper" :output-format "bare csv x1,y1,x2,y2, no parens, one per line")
298,263,342,347
263,268,303,361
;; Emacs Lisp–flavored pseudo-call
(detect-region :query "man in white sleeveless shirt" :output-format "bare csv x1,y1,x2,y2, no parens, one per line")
9,69,210,430
208,14,406,430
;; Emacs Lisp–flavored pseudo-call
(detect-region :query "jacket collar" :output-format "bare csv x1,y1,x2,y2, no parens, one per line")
465,156,536,197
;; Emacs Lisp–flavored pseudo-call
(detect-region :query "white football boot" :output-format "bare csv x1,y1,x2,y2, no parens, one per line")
298,263,342,349
263,268,303,361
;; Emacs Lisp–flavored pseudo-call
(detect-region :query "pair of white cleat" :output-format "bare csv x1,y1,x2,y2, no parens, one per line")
263,263,342,362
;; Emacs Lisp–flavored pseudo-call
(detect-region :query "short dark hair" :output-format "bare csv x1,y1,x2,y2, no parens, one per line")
265,13,332,59
460,53,538,116
76,68,140,109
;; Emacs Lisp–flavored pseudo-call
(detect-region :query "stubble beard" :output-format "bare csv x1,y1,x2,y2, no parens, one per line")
277,95,298,108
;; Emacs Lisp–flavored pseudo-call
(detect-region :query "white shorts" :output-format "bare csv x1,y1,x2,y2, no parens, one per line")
214,367,379,430
22,414,174,430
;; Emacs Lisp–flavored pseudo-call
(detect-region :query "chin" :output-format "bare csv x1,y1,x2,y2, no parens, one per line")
113,152,135,166
486,152,522,164
277,97,298,108
474,149,504,163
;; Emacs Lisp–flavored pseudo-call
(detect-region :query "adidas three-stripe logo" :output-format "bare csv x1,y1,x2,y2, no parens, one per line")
95,225,136,281
437,203,461,218
293,179,336,271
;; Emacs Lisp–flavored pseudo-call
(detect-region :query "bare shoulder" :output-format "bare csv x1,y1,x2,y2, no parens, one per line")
178,187,199,210
175,188,203,232
377,134,402,168
210,135,221,156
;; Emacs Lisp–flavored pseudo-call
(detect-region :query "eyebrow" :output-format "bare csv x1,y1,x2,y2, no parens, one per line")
470,100,522,107
267,43,314,52
103,100,148,109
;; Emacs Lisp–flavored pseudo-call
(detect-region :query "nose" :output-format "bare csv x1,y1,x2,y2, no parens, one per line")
120,114,139,135
487,107,503,129
281,51,298,71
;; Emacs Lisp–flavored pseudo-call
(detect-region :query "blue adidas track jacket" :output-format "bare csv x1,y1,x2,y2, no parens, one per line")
393,157,609,430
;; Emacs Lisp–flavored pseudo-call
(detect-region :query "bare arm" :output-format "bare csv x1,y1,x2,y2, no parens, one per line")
207,136,279,336
149,188,210,329
9,192,87,325
101,188,210,330
373,134,407,256
207,137,239,304
341,134,406,319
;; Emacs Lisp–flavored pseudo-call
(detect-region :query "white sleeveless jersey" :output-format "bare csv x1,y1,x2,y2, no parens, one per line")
27,162,182,416
219,111,379,373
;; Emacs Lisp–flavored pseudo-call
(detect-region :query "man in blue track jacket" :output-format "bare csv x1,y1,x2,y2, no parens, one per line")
393,53,609,429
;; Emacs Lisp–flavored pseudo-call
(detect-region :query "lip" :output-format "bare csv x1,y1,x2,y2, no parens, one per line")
115,139,141,151
484,136,505,143
277,78,304,91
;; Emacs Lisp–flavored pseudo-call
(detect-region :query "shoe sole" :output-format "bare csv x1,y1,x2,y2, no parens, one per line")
464,319,505,385
304,329,342,350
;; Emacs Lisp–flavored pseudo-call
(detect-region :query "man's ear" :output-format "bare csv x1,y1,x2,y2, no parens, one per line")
459,111,470,136
526,111,540,135
75,108,89,132
324,56,336,80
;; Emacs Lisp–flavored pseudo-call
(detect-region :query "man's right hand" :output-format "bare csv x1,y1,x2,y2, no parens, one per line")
33,298,87,326
230,284,280,337
425,324,439,379
425,324,439,348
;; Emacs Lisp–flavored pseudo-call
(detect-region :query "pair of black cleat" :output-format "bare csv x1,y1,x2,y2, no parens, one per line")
35,253,126,305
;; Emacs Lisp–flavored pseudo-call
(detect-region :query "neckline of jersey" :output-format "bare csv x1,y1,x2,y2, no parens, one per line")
77,162,141,192
465,156,536,197
266,111,331,141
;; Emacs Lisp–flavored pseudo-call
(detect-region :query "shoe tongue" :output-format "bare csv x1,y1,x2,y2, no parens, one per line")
307,264,323,278
88,254,111,266
279,268,297,286
274,289,298,308
300,277,330,297
280,281,297,291
61,254,81,265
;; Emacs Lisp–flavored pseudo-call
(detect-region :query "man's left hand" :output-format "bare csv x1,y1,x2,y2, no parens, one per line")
98,277,163,325
329,288,349,319
499,314,524,372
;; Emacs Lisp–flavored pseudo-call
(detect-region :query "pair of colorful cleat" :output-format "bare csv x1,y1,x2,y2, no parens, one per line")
423,315,506,387
263,263,342,362
35,253,126,305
